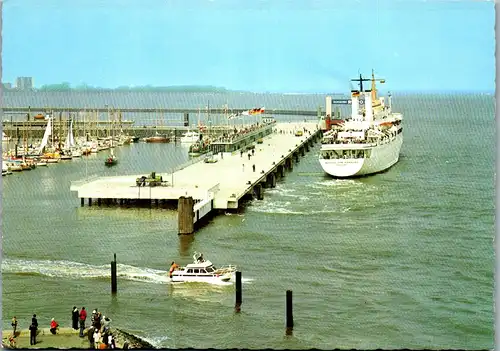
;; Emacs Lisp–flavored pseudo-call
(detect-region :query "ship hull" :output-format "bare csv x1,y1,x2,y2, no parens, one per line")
320,133,403,178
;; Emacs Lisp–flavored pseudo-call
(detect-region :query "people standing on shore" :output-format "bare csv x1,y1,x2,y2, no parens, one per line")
50,318,59,335
72,306,79,330
29,322,37,345
108,333,116,349
79,307,87,337
93,328,101,349
87,326,95,349
32,314,38,328
11,316,17,335
91,310,98,328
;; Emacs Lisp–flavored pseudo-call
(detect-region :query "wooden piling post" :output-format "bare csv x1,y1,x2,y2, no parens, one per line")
178,196,195,234
81,198,84,207
88,198,92,206
111,253,117,294
285,290,293,334
235,271,242,312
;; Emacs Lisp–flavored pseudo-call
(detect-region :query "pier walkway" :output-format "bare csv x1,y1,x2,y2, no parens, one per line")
70,122,322,234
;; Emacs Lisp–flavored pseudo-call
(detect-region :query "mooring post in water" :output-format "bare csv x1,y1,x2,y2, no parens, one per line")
111,253,117,294
286,290,293,335
235,271,242,312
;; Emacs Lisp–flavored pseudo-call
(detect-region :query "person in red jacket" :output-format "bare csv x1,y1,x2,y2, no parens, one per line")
50,318,59,335
79,307,87,337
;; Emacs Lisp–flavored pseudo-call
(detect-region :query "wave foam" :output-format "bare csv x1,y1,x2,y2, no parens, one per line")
2,258,253,287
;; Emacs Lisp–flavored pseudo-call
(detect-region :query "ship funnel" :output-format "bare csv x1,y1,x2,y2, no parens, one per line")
325,96,332,118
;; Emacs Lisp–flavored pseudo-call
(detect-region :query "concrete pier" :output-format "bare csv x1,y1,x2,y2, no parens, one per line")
70,122,320,233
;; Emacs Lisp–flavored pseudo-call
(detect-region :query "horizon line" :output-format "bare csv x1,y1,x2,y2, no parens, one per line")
2,84,495,95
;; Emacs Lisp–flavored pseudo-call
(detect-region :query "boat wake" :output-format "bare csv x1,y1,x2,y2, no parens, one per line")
2,258,254,286
2,258,171,284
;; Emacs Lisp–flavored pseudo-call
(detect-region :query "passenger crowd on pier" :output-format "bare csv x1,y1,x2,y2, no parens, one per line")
215,120,277,143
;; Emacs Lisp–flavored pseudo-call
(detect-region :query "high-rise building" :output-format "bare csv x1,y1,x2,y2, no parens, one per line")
16,77,33,90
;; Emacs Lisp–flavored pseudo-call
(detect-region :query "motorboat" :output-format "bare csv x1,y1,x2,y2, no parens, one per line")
169,252,237,283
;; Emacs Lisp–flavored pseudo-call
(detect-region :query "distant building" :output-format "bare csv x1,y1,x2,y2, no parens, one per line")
16,77,33,91
2,82,12,90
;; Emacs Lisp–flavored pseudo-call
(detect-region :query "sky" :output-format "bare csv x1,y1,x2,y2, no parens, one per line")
1,0,496,93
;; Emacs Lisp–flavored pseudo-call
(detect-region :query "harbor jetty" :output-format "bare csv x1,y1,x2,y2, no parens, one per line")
70,122,322,234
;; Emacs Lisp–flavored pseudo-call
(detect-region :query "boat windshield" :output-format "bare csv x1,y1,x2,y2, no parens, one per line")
206,266,215,273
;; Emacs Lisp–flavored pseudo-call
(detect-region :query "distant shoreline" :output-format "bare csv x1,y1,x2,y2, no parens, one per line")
2,88,494,95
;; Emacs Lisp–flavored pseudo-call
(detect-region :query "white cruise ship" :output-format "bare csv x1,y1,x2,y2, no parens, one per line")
319,71,403,178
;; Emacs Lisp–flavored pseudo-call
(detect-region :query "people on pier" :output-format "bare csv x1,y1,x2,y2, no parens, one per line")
50,318,59,334
72,306,79,330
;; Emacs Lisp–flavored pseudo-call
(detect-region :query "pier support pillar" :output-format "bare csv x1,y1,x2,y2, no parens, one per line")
253,183,264,200
305,143,310,152
98,198,101,206
300,147,305,156
294,152,299,163
277,165,285,178
88,198,92,206
81,198,84,207
178,196,195,235
266,173,276,188
286,157,293,170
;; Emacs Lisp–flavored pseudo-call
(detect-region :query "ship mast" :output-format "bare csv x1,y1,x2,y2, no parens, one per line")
371,69,377,102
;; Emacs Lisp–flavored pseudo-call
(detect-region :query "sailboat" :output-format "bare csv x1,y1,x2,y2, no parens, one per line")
105,110,118,166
